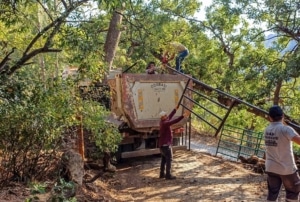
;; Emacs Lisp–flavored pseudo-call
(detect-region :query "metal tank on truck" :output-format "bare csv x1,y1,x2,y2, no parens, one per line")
107,70,193,160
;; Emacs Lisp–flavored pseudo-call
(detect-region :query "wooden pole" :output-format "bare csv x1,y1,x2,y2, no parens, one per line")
77,115,85,159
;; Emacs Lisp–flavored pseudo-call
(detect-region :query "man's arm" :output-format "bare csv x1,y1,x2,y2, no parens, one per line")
168,53,175,60
292,135,300,145
166,112,189,126
168,108,177,119
162,51,175,63
166,115,184,126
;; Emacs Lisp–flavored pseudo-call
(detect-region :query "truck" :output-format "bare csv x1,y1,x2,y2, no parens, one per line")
106,70,193,160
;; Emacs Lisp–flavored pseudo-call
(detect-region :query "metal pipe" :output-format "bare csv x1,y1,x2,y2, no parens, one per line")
177,78,191,108
165,65,300,132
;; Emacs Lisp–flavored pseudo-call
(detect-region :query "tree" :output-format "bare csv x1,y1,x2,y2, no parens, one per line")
0,1,89,76
104,10,123,71
0,0,124,185
231,0,300,119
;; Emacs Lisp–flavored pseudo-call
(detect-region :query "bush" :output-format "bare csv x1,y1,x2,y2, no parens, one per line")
0,77,121,186
0,79,78,185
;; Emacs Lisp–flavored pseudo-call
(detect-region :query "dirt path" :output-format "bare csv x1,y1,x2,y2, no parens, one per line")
92,150,269,202
1,134,290,202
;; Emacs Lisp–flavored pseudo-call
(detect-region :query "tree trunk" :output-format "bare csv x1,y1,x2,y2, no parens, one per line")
104,10,123,72
273,80,282,105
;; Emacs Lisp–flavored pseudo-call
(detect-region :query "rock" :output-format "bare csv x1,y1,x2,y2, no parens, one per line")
61,150,84,186
238,155,265,173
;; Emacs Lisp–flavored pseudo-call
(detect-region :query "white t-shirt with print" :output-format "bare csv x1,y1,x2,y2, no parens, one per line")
264,122,298,175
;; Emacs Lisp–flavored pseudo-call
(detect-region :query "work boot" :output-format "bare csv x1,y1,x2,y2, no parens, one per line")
159,172,165,178
165,174,176,180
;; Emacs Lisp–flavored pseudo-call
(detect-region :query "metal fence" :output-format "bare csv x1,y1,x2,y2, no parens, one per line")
216,125,265,161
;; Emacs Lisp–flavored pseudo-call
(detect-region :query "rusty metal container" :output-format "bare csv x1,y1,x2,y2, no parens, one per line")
107,73,193,133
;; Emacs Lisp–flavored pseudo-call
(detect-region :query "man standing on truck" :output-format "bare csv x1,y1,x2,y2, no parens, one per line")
264,105,300,202
163,42,189,73
158,106,186,180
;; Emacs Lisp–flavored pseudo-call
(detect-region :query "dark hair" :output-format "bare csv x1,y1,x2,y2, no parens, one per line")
146,61,155,69
269,105,283,121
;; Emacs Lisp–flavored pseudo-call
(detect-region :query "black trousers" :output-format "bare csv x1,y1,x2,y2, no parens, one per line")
160,146,173,176
267,171,300,201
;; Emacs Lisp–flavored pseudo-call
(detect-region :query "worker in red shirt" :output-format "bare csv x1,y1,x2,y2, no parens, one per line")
158,106,187,180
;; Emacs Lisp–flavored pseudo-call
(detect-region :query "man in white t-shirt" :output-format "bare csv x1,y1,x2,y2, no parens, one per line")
264,105,300,202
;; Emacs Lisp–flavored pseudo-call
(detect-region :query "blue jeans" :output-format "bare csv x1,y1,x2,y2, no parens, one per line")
176,49,189,72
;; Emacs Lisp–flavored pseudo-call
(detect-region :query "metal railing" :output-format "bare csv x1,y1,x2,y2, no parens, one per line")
167,65,300,135
216,125,265,160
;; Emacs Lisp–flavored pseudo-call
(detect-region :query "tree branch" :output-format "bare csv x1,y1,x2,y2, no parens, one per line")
4,0,88,76
36,0,54,22
24,0,88,55
61,0,68,10
0,47,15,73
7,48,61,75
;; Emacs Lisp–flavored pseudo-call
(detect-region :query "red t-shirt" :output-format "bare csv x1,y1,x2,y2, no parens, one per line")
158,109,184,147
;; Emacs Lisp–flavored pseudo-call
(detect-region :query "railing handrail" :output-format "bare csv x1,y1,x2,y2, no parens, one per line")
165,65,300,132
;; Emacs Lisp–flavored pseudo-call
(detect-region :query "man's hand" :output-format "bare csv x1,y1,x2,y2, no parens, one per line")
175,105,179,110
183,112,189,118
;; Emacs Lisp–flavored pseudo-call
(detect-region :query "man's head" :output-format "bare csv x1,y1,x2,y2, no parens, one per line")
269,105,283,121
147,61,156,69
159,111,167,120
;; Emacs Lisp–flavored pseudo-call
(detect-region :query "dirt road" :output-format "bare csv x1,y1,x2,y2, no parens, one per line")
1,134,290,202
93,150,270,202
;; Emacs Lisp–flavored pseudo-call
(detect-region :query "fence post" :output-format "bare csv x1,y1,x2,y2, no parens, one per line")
77,115,85,159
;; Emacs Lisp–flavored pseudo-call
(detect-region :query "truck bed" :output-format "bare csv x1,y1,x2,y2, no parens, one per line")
108,73,193,133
